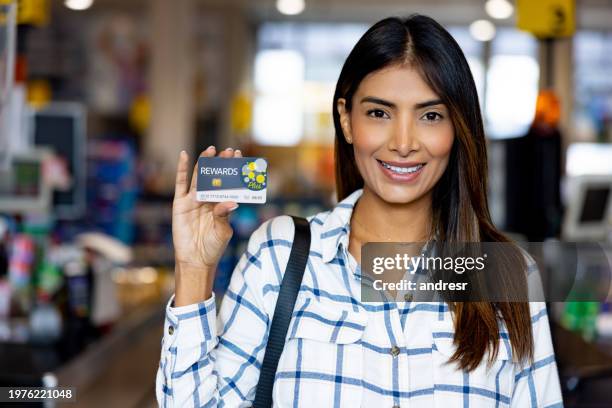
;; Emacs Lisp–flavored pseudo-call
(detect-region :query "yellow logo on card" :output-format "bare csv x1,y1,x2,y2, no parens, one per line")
241,159,267,191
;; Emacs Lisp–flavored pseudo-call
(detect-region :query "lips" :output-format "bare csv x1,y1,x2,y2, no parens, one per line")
376,159,425,174
376,159,426,183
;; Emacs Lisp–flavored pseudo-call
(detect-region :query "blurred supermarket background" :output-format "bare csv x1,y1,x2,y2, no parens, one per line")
1,0,612,406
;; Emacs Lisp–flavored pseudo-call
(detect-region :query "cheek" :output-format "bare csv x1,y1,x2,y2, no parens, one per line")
351,116,388,156
424,125,454,159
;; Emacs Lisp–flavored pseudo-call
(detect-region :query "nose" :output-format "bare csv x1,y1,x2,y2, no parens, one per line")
387,116,419,157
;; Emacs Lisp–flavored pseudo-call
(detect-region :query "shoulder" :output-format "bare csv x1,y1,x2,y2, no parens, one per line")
250,208,333,261
248,209,333,248
242,211,333,310
245,209,332,272
249,214,296,245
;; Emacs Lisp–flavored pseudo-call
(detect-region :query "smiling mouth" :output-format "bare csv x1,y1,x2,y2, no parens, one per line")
376,159,426,174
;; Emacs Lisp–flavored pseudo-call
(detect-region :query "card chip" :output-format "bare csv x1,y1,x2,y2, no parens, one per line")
212,178,222,187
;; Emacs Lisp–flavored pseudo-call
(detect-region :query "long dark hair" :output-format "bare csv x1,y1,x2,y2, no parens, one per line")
332,15,533,371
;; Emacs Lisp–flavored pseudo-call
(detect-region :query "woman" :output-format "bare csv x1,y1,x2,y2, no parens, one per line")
156,15,563,407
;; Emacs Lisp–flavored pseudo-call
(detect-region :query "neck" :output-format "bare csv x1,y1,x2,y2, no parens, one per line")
352,186,433,242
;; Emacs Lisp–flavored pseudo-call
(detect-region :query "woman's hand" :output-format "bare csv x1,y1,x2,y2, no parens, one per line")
172,146,241,306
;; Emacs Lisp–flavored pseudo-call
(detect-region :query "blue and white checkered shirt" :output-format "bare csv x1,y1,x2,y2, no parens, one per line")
156,188,564,407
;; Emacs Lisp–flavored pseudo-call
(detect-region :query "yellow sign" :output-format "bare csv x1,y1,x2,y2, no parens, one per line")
517,0,575,38
230,92,252,134
0,0,48,26
27,79,52,108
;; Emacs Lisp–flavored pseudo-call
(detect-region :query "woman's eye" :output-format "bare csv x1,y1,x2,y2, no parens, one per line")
422,112,443,122
367,109,389,119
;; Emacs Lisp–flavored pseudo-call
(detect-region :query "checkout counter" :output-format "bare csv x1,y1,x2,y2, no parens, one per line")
0,227,172,407
0,297,165,407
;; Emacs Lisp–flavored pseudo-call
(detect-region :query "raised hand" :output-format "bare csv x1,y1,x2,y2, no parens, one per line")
172,146,242,306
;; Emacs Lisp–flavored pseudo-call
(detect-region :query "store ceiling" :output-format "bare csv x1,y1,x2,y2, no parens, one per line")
207,0,612,26
62,0,612,29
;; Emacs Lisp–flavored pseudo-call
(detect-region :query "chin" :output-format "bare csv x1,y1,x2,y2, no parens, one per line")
376,184,425,205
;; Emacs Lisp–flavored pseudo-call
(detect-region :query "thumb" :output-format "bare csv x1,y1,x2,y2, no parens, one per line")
213,201,239,219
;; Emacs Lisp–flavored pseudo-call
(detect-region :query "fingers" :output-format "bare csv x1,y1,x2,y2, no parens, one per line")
213,201,239,218
189,145,216,193
218,147,234,158
174,150,190,198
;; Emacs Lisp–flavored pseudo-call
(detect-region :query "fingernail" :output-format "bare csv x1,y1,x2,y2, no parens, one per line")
225,147,233,151
207,145,215,150
235,149,241,154
228,205,239,212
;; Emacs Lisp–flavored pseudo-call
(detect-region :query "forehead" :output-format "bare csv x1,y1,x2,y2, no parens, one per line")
355,63,439,102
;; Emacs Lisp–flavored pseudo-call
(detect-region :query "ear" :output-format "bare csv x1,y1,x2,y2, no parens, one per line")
337,98,353,144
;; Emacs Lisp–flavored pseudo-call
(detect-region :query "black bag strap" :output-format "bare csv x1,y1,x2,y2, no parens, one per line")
252,215,311,408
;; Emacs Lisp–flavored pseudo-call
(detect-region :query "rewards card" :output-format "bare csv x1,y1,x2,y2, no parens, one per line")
196,157,268,203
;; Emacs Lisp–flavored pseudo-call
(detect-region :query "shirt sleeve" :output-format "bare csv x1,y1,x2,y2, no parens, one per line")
156,218,283,407
511,301,564,408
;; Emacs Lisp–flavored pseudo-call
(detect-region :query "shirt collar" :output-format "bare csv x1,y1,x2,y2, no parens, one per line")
320,188,363,263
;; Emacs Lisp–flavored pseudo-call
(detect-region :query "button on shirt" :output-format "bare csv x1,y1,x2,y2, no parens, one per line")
156,188,564,407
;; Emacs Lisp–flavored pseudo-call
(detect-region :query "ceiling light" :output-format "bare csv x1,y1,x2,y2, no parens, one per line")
64,0,94,10
485,0,514,20
470,19,496,42
276,0,305,16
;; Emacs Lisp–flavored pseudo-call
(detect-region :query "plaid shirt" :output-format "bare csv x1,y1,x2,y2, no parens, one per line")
156,188,564,407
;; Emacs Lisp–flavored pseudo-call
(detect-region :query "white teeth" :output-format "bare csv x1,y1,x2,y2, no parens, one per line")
380,161,423,174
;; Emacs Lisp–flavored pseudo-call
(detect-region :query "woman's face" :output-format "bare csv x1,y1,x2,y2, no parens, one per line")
337,64,455,205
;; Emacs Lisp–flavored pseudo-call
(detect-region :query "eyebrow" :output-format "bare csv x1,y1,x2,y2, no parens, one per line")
360,96,444,110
